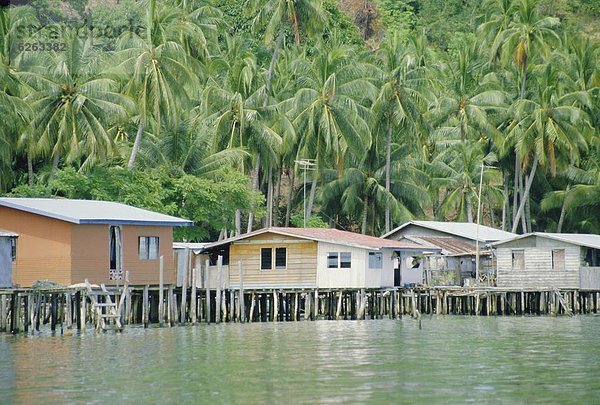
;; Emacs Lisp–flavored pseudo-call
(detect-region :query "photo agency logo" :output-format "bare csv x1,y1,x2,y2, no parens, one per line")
4,0,144,59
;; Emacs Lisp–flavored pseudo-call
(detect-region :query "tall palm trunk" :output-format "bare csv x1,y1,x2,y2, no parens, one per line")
273,167,282,226
49,152,60,181
266,166,273,227
384,115,392,233
265,25,285,107
128,121,145,170
247,158,260,233
361,193,369,235
306,177,317,221
292,12,300,45
285,169,295,227
511,155,539,233
27,150,34,186
467,195,474,223
235,209,241,236
502,173,510,231
556,185,570,232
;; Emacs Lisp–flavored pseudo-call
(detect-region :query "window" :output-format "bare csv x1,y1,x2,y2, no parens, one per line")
139,236,159,260
10,238,16,262
369,252,383,269
261,248,272,270
552,249,565,270
340,252,352,268
512,250,524,270
327,252,338,268
275,248,287,269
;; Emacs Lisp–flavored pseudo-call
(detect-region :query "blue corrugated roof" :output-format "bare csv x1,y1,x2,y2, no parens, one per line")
0,198,193,227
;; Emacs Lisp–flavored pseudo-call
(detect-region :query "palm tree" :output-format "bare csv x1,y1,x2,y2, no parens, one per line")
431,141,503,223
321,142,428,235
198,35,287,231
490,0,560,99
507,63,592,233
282,39,377,218
114,0,200,170
428,39,506,144
18,32,133,177
372,32,427,233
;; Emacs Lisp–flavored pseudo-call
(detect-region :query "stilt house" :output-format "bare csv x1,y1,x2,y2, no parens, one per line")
492,233,600,290
383,221,516,286
202,227,430,290
0,198,193,287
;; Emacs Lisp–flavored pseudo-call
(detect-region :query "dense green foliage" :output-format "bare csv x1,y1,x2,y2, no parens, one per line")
0,0,598,240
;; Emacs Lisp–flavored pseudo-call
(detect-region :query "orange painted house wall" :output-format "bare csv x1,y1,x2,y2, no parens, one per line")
0,206,72,287
0,206,176,287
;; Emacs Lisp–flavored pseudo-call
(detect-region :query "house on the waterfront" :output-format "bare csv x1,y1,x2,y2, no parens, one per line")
0,198,193,287
383,221,516,286
173,242,212,287
0,230,18,288
201,227,432,289
491,233,600,290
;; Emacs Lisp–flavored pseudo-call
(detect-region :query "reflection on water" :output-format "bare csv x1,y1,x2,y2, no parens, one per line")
1,317,600,403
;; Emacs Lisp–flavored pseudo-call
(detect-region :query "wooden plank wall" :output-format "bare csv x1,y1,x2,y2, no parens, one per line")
497,247,580,288
229,233,317,288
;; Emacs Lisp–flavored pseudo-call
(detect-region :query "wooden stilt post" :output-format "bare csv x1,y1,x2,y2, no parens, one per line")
205,259,211,324
159,255,164,327
335,291,343,320
143,285,149,328
180,247,190,324
249,292,256,322
0,294,6,332
273,290,278,322
238,260,245,323
313,289,319,320
191,267,198,325
216,255,223,324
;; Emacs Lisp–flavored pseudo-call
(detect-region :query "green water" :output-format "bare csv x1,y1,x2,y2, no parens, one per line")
1,317,600,403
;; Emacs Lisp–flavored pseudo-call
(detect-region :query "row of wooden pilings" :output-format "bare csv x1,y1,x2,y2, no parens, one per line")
1,287,600,334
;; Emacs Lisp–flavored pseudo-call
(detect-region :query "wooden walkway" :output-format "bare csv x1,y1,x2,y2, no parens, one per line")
1,285,599,334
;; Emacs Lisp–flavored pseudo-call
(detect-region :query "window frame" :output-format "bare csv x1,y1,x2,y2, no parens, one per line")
551,249,565,271
327,252,339,268
275,247,287,270
340,252,352,268
138,236,159,260
260,247,273,270
511,250,525,270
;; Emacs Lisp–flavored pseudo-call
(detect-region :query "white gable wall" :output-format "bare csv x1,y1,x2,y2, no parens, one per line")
316,241,395,288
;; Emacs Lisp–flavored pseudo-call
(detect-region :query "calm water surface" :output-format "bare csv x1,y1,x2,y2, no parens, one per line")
1,317,599,403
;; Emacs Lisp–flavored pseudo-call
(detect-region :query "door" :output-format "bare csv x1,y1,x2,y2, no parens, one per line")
109,226,123,281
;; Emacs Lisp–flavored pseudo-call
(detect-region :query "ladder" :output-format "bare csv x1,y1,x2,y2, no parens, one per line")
554,289,574,316
85,276,129,331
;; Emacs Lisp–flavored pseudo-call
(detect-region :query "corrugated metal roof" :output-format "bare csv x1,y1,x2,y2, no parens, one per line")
405,236,479,256
205,227,436,251
382,220,516,242
492,232,600,250
0,198,193,227
0,229,18,237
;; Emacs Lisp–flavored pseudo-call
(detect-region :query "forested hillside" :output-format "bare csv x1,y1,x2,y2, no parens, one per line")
0,0,598,241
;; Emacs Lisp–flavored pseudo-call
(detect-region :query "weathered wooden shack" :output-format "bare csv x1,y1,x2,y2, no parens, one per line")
492,233,600,290
202,227,427,289
383,221,515,286
0,230,18,288
0,198,193,287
